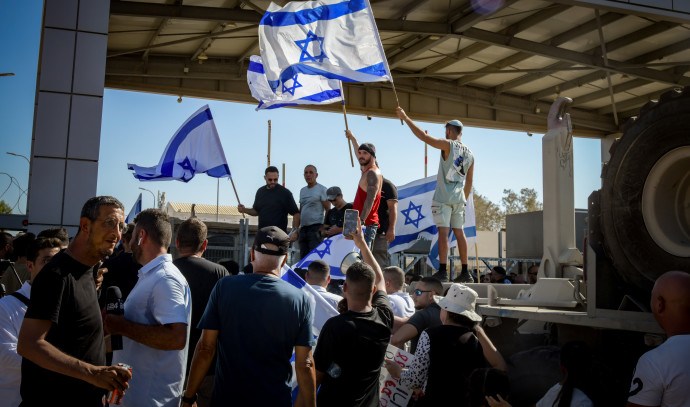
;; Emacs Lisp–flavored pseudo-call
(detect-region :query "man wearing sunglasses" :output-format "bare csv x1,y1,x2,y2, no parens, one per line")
390,277,443,353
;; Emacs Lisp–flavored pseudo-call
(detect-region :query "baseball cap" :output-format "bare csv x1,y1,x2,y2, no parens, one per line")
492,266,507,276
253,226,289,256
445,119,463,130
326,186,342,200
438,283,482,322
358,143,376,157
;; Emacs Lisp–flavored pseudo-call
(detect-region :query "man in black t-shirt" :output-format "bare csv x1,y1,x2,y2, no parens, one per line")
314,220,393,407
373,178,398,267
319,186,353,238
18,196,132,407
173,218,228,407
238,166,300,234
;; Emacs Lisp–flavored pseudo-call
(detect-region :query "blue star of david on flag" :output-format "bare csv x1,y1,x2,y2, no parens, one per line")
313,239,332,258
401,201,425,228
295,30,327,63
281,74,303,96
177,157,196,181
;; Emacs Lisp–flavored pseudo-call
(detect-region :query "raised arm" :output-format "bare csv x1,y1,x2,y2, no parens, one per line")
345,130,359,151
475,325,507,372
396,107,450,153
349,218,385,293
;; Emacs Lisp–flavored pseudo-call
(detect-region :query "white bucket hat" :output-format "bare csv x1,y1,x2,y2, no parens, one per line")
438,283,482,322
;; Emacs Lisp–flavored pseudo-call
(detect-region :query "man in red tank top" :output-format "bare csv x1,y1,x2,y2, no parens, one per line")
346,130,382,249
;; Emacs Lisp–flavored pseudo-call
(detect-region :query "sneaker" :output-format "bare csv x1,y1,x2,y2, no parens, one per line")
453,270,475,283
431,270,449,282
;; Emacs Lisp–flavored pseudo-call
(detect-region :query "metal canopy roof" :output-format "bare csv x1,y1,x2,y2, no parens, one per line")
106,0,690,137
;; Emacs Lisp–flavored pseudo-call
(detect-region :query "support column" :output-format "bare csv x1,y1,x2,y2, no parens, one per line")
27,0,110,235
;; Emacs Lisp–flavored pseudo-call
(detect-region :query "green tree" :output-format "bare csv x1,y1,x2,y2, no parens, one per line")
472,190,503,232
0,200,11,214
501,188,543,215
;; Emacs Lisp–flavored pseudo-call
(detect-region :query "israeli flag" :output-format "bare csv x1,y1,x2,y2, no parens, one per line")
292,233,360,280
388,176,477,269
125,193,142,224
259,0,392,93
248,55,343,110
280,266,339,402
127,105,231,182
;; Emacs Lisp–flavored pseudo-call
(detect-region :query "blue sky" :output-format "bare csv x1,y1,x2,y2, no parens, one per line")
0,0,602,217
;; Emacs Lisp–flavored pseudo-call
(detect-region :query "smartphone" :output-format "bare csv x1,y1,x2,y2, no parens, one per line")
343,209,359,237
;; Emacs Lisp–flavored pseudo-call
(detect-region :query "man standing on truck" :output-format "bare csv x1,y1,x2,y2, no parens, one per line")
627,271,690,407
396,107,475,283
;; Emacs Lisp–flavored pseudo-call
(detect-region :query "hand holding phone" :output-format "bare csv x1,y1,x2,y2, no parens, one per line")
343,209,359,239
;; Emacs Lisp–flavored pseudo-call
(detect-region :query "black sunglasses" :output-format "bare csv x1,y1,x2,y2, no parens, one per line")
414,289,432,296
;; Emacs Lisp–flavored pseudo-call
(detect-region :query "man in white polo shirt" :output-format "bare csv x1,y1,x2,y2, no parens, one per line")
106,209,191,407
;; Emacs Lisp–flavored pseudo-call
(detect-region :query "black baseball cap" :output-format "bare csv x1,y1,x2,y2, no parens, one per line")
326,186,342,200
253,226,290,256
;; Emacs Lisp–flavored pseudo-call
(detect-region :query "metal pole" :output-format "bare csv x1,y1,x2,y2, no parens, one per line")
139,187,156,209
267,120,271,167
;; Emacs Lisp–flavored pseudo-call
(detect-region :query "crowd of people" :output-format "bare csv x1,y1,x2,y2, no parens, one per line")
0,110,688,407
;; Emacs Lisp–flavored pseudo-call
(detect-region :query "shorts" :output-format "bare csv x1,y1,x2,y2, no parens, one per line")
431,200,466,229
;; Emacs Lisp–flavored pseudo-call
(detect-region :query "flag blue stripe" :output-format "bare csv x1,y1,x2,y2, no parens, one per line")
160,108,213,176
282,268,307,289
397,181,436,200
464,226,477,238
248,60,264,74
260,0,367,27
269,63,386,91
260,89,342,109
390,225,438,247
206,164,231,178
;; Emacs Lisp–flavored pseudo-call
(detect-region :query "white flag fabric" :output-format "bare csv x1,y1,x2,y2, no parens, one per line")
125,193,142,224
292,232,360,280
280,266,338,403
247,55,343,110
388,176,477,269
127,105,231,182
258,0,391,93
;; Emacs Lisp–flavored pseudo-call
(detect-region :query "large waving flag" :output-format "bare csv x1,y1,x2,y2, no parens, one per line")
292,233,360,280
280,266,339,402
258,0,391,92
125,193,142,224
248,55,343,110
388,176,477,269
127,105,231,182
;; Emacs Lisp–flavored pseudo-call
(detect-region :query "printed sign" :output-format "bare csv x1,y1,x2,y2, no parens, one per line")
379,344,414,407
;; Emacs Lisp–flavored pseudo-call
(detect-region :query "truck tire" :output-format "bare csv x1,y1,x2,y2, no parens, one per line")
599,87,690,290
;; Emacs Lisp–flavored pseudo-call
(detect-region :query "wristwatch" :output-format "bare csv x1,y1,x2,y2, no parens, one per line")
181,393,198,404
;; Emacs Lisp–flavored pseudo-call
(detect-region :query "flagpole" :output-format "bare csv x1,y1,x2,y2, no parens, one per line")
475,243,480,282
229,177,245,218
267,120,271,167
342,101,355,168
216,178,220,222
424,131,428,177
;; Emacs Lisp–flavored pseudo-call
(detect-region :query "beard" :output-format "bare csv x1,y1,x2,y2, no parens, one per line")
130,238,143,265
358,156,372,166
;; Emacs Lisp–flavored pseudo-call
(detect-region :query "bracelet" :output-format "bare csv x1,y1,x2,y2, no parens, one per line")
181,393,198,404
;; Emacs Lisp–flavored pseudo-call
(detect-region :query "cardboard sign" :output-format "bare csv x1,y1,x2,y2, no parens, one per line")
379,344,414,407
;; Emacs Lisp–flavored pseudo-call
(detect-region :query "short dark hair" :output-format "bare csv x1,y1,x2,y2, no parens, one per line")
420,276,444,295
11,232,35,259
383,266,405,291
308,259,330,280
122,223,136,243
177,218,207,253
304,164,317,172
265,166,279,175
27,237,63,263
493,266,507,276
80,196,124,221
219,259,239,275
345,261,375,302
37,228,69,247
134,209,172,248
0,232,13,252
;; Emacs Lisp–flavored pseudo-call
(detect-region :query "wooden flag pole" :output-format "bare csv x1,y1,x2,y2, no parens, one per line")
229,177,245,218
424,131,428,177
390,80,404,125
475,243,480,281
342,102,354,168
267,120,272,167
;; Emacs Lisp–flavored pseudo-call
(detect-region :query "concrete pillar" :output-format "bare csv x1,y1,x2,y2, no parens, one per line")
27,0,110,235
